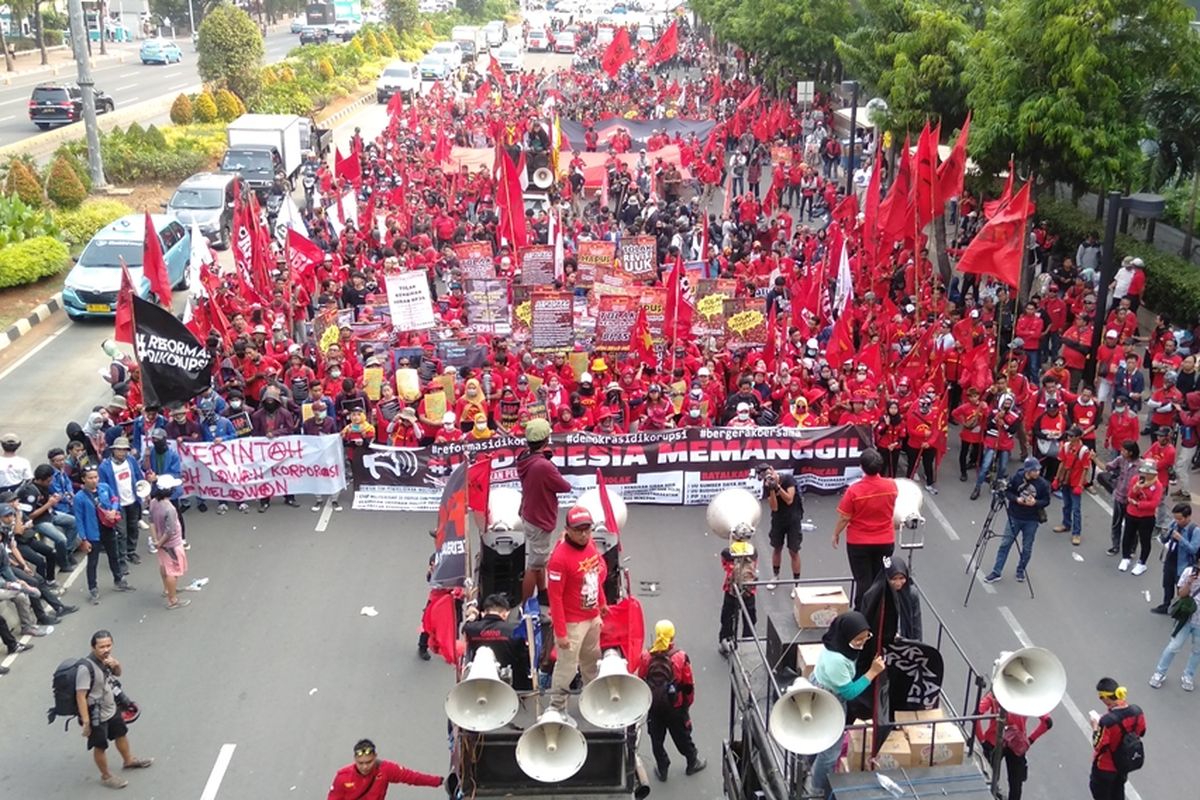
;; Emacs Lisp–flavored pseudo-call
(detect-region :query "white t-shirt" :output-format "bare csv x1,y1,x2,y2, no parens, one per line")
112,460,134,506
1113,267,1135,299
0,455,32,488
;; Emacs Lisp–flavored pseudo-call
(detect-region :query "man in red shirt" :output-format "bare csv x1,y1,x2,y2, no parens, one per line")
1053,426,1092,545
832,448,898,606
1088,677,1146,800
547,505,608,712
326,739,442,800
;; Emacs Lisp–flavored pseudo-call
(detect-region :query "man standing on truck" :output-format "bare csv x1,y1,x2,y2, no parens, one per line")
517,419,570,602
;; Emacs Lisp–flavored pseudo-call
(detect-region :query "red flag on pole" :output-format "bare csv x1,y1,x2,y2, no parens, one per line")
487,54,506,86
736,86,761,114
913,121,942,229
645,18,678,67
386,89,403,120
762,303,778,372
984,160,1014,218
861,155,883,270
937,113,971,202
467,456,491,518
142,212,172,307
629,306,657,369
600,26,635,77
955,180,1034,288
595,469,621,538
334,146,361,185
497,148,529,249
113,259,135,344
663,254,693,342
878,135,913,250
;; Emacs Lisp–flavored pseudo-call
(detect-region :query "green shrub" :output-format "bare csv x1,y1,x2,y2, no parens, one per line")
0,236,69,289
53,198,133,246
163,123,228,160
251,82,314,115
124,122,146,145
0,194,58,246
318,57,335,81
169,93,194,125
214,88,242,122
194,91,219,123
5,159,43,207
144,124,168,150
50,146,92,194
45,156,86,209
196,4,264,102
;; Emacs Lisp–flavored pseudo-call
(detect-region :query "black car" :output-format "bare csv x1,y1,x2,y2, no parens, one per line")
28,83,115,130
299,26,329,44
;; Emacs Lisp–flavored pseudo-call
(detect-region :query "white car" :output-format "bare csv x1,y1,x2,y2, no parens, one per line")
419,53,449,80
495,43,522,72
429,41,464,71
376,61,419,102
553,31,576,53
484,19,506,47
637,23,655,41
526,29,550,51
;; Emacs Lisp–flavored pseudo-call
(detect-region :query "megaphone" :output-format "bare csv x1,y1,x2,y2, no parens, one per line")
769,677,846,755
444,647,519,732
100,338,123,360
576,486,627,555
515,707,588,783
481,487,525,555
893,477,926,530
532,167,555,189
706,487,761,539
992,647,1066,717
135,480,152,500
580,650,652,729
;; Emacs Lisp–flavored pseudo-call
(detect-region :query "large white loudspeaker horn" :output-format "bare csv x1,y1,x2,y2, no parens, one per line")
135,480,152,500
893,477,926,529
769,677,846,755
706,487,761,537
100,338,123,360
516,707,589,783
532,167,555,189
992,647,1067,718
576,486,627,555
444,647,519,732
481,487,525,554
579,650,652,729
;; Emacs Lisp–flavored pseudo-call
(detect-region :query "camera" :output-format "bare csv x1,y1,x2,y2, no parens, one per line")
755,465,779,491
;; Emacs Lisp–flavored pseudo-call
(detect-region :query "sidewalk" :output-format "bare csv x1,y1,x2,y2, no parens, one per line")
0,42,139,84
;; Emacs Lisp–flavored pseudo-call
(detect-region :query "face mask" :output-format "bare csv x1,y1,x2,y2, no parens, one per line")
231,400,243,410
849,639,866,651
689,409,700,419
153,441,168,454
467,388,478,397
475,422,487,430
738,412,749,420
315,412,327,421
330,369,342,378
263,400,280,411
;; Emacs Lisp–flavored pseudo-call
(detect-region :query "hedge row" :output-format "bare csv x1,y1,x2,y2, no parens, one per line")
0,236,70,290
53,198,134,247
1037,197,1200,325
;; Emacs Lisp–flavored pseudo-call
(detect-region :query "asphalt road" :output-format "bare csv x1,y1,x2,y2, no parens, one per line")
0,28,299,148
0,40,1187,800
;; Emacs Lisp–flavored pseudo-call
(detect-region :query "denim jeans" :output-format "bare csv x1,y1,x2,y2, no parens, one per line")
34,518,75,569
991,516,1039,577
810,731,845,798
1061,490,1081,537
1155,621,1200,679
1023,349,1041,381
975,448,1011,489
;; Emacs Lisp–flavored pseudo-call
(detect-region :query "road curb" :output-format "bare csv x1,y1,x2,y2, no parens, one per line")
0,292,62,353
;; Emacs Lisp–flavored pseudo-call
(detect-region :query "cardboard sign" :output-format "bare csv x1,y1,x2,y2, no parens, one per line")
228,411,253,438
694,278,736,336
770,144,793,166
437,373,457,404
423,390,447,423
724,298,768,348
640,286,667,343
511,285,532,342
519,245,556,286
454,241,495,279
568,351,589,380
530,291,575,352
464,278,511,335
619,235,657,277
364,367,384,401
396,368,421,402
385,270,435,332
594,293,639,351
670,380,687,413
577,240,615,287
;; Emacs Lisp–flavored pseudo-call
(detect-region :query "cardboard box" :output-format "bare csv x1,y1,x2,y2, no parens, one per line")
905,717,966,766
791,585,851,629
846,724,912,771
796,643,825,678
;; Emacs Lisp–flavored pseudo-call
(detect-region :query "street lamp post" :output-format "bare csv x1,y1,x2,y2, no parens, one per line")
1083,191,1165,384
841,79,859,196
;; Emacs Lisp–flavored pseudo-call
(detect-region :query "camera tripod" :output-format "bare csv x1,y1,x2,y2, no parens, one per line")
964,484,1035,607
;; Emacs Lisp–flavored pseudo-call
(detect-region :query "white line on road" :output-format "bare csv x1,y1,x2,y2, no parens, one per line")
0,96,26,106
0,115,13,123
922,495,960,540
113,83,138,92
998,606,1144,800
126,96,142,103
0,323,68,382
200,743,237,800
962,552,997,594
315,500,333,532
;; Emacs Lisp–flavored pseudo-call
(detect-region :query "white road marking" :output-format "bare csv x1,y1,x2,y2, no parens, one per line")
0,96,26,106
0,115,13,122
200,743,237,800
0,557,85,667
113,83,138,92
998,606,1144,800
0,323,68,382
1088,490,1114,516
962,553,997,594
315,500,333,532
125,96,142,103
922,495,960,540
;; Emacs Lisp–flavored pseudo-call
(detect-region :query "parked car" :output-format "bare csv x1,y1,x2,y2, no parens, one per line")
62,215,191,320
299,26,329,44
429,41,464,71
553,31,576,53
495,43,522,72
28,83,114,130
418,53,449,81
166,172,236,250
139,37,182,64
290,18,305,33
376,61,420,103
332,21,353,41
526,29,550,51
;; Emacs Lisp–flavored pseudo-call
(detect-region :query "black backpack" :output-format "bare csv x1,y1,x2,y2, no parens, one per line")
644,652,678,711
48,657,96,729
1110,706,1145,774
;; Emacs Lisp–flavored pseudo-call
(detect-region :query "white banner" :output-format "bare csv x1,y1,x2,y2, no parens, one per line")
386,270,436,331
178,435,347,501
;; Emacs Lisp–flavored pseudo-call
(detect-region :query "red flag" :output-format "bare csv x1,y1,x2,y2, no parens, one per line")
114,259,135,343
931,394,950,467
142,212,172,307
421,591,461,666
861,156,883,270
467,456,491,518
287,228,324,294
736,86,761,114
709,74,723,106
878,135,913,250
762,303,778,372
664,255,694,341
937,113,971,202
497,148,528,249
386,89,403,120
832,193,858,230
334,146,361,185
595,470,621,538
487,54,506,86
600,26,635,77
645,18,678,67
956,180,1033,288
599,596,645,674
913,121,942,228
984,161,1014,218
630,306,657,368
433,127,452,165
825,309,855,368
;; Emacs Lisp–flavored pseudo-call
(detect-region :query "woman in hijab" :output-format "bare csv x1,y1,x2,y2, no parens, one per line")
809,612,887,797
857,556,923,644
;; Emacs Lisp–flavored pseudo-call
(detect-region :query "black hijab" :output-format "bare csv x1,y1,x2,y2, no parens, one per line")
822,611,870,660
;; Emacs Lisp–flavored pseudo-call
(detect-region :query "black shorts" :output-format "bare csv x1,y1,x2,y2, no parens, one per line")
87,715,128,750
769,526,802,552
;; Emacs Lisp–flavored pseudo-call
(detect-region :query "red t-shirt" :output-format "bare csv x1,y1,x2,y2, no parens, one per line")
546,538,608,638
1059,441,1092,493
836,474,898,546
326,761,441,800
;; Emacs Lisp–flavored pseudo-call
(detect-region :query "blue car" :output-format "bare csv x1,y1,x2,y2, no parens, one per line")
140,38,183,64
62,215,192,320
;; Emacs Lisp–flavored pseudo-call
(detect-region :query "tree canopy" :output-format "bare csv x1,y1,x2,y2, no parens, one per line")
196,4,265,102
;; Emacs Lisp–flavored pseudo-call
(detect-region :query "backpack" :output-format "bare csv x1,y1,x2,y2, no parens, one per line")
1110,707,1145,774
644,651,678,711
49,657,96,729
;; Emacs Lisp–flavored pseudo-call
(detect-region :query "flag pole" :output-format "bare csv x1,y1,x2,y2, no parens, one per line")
463,450,476,606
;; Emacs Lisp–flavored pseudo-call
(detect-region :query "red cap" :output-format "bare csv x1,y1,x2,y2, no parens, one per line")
566,505,594,529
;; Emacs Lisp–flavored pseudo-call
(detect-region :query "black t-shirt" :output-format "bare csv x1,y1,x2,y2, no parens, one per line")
768,474,803,532
464,615,519,669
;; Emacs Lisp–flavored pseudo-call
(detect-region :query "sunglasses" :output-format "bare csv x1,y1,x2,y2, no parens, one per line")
354,747,376,757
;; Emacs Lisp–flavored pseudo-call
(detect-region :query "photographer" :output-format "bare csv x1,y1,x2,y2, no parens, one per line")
758,464,802,589
984,458,1051,584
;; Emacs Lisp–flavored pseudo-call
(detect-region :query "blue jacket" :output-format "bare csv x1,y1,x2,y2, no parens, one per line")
200,415,237,442
142,445,183,500
73,484,119,543
50,468,75,514
130,414,168,457
1164,520,1200,580
98,457,144,508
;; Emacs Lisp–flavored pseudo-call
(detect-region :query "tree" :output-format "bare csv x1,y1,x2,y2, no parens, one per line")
194,91,219,123
46,155,86,209
170,93,195,125
5,160,43,207
385,0,419,37
965,0,1197,192
197,4,264,102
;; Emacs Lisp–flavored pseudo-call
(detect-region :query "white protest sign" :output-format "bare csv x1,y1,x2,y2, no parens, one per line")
178,435,346,501
386,270,436,331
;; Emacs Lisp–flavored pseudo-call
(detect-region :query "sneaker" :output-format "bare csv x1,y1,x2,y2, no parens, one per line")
113,581,135,592
1015,572,1026,583
311,501,323,512
417,646,431,661
21,625,52,637
146,536,157,554
1131,562,1148,576
718,640,732,656
1052,525,1068,533
58,604,79,615
925,484,938,495
197,501,208,513
137,520,149,530
183,541,190,551
331,501,342,512
284,497,299,508
8,642,32,654
1151,604,1170,615
1106,547,1120,556
1183,676,1195,692
216,502,228,515
127,554,141,565
970,486,981,501
959,473,968,482
46,580,60,589
983,573,1002,584
89,590,101,605
237,502,249,514
1072,535,1081,546
100,775,128,789
685,758,708,776
654,765,668,782
1118,558,1131,572
766,576,778,590
1149,672,1166,689
258,500,270,513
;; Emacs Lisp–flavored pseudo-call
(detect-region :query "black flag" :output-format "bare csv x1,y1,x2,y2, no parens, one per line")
429,461,468,588
133,295,213,408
